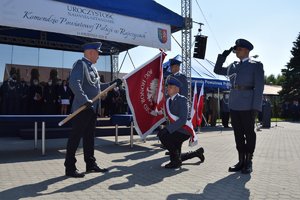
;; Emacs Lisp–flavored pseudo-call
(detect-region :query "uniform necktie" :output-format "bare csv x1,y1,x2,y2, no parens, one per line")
169,99,172,108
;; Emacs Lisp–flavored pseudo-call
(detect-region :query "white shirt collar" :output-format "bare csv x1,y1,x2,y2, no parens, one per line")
170,93,178,101
173,72,180,76
83,57,93,64
241,57,250,63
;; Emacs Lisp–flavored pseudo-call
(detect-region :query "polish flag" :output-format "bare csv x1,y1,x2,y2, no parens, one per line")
191,82,199,128
197,83,205,126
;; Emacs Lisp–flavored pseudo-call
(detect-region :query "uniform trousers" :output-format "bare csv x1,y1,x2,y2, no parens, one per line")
221,111,230,127
64,107,97,171
230,110,256,154
159,131,190,155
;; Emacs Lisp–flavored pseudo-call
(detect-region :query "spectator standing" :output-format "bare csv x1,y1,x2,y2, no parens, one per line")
43,79,58,114
28,79,43,114
58,80,72,115
290,100,300,121
208,93,218,127
220,93,230,128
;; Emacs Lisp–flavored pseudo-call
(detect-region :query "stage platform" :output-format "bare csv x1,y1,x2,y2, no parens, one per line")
0,116,135,139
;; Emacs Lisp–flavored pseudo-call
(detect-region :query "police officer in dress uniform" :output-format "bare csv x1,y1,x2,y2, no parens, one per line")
161,58,188,150
167,59,188,98
214,39,264,174
157,77,204,169
64,42,122,178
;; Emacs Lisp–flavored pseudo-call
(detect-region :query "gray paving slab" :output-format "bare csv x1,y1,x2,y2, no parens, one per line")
0,121,300,200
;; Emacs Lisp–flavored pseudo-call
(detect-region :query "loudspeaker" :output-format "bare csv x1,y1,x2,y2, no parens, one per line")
193,35,207,59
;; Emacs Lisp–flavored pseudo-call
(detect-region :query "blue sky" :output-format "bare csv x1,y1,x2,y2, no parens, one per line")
119,0,300,77
1,0,299,81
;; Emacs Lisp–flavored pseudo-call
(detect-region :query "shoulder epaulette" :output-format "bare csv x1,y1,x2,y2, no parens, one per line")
249,59,261,64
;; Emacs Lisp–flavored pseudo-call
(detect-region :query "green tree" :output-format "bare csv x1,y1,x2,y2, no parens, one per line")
275,74,285,85
264,74,284,85
280,32,300,101
265,74,276,85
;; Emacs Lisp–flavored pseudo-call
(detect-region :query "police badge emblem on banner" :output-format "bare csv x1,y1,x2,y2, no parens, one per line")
124,52,166,139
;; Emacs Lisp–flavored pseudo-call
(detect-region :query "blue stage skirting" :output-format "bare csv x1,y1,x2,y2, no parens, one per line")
0,115,133,138
0,115,70,138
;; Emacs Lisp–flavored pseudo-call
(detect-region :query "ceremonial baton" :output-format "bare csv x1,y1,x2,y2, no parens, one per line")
58,83,117,126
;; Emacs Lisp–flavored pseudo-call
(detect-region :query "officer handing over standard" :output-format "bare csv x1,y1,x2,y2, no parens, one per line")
64,42,122,178
214,39,264,174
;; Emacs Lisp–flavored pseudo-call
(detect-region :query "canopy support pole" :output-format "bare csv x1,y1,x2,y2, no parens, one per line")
181,0,192,111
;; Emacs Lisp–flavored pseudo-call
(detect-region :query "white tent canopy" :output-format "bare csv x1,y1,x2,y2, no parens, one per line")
164,55,230,91
263,85,282,95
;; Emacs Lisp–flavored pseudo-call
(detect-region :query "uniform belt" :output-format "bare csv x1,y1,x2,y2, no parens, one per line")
233,85,254,90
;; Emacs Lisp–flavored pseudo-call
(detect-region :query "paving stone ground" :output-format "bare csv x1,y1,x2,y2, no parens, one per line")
0,121,300,200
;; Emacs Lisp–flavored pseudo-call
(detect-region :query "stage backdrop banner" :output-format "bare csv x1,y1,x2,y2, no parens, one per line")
0,0,171,50
124,52,166,139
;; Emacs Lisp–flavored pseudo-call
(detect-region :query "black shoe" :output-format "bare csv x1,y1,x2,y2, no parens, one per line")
228,152,244,172
164,161,181,169
196,147,205,162
86,165,108,173
241,162,252,174
228,162,244,172
65,170,85,178
241,153,253,174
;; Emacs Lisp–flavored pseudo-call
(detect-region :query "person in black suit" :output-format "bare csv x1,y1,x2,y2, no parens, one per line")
220,93,230,128
158,77,204,169
58,80,73,115
43,79,57,114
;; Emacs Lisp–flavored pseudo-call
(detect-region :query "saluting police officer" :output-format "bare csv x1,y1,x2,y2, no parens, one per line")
64,42,122,178
214,39,264,174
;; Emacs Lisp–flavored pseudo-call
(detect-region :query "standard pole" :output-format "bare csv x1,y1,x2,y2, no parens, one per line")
130,122,133,148
59,83,117,126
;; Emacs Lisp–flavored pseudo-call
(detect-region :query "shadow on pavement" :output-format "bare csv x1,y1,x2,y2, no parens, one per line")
44,156,189,194
167,173,251,200
94,136,165,162
0,176,67,200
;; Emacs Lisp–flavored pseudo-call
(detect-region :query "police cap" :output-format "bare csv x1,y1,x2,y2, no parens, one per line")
167,76,182,88
169,58,182,66
82,42,102,53
233,39,253,51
